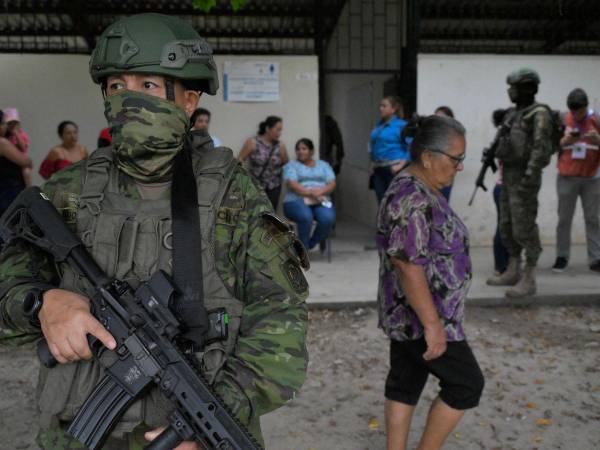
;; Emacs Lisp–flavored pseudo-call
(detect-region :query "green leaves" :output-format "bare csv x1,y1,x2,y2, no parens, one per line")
192,0,217,12
229,0,248,11
192,0,248,12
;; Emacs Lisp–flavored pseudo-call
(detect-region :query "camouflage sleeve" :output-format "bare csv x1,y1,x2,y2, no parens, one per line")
526,108,554,181
212,167,309,438
0,165,83,334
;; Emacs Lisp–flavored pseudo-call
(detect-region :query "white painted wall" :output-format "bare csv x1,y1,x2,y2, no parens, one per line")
204,55,319,155
0,54,319,185
419,54,600,246
0,54,105,186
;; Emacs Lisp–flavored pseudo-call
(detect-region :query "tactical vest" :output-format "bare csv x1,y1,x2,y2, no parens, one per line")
496,103,550,167
37,141,245,436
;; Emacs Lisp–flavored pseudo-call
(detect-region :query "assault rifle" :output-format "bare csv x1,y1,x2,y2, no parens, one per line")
468,122,510,206
0,187,261,450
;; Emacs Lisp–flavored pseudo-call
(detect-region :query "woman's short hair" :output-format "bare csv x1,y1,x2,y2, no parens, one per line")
258,116,282,135
190,107,211,128
57,120,78,138
382,96,404,118
434,106,455,118
401,114,466,163
566,88,588,111
295,138,314,152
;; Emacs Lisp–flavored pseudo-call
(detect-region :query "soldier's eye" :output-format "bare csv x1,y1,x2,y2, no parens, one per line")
108,82,125,91
143,81,159,89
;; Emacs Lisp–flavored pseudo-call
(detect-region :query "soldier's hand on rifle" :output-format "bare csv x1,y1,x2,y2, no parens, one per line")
145,426,201,449
38,289,116,364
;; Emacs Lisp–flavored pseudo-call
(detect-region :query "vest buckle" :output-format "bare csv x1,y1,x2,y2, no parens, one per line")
79,193,105,216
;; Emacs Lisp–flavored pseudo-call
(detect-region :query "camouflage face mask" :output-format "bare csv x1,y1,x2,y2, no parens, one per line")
104,90,189,182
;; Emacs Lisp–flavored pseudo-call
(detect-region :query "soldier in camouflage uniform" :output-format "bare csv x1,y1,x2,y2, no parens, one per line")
486,68,554,298
0,13,309,449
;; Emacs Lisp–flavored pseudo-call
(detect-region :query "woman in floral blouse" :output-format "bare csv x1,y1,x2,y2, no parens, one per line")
377,115,484,450
239,115,289,209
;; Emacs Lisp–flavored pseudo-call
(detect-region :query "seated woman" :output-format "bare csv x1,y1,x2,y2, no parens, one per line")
39,121,88,179
283,138,336,250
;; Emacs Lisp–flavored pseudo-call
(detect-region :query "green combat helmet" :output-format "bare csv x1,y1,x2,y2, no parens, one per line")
506,67,541,86
89,13,218,95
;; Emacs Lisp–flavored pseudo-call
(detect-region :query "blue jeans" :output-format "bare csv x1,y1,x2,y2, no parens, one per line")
283,200,336,250
493,183,509,273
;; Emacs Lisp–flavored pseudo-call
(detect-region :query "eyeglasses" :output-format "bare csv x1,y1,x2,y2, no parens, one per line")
427,149,466,168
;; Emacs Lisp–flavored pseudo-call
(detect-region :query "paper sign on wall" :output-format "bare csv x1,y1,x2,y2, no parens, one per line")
223,61,280,102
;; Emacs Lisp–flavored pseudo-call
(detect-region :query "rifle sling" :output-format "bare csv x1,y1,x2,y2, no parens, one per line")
171,135,209,347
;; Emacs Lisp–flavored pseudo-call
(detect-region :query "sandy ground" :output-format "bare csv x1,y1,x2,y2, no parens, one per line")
1,306,599,450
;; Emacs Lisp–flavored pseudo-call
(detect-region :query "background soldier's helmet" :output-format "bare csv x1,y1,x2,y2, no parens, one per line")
89,13,218,95
506,68,541,86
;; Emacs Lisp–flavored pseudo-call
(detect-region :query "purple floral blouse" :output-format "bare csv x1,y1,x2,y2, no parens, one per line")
247,137,283,190
376,172,472,342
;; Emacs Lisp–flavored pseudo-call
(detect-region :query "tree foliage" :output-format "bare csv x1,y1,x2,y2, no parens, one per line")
192,0,248,13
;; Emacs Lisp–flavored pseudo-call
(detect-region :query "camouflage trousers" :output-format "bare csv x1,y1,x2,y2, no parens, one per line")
38,423,151,450
499,168,543,267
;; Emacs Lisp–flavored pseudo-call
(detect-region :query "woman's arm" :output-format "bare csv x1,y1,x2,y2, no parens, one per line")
0,138,32,167
39,147,62,179
238,138,255,162
286,179,313,197
319,180,336,196
391,257,447,360
279,143,289,165
10,130,27,153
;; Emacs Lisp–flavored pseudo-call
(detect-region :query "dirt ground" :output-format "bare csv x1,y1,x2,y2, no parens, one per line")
1,306,599,450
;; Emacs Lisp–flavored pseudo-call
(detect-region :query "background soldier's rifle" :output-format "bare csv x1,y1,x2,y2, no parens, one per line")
468,123,510,206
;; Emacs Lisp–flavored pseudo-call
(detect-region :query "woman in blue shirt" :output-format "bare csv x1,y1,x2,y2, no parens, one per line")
370,96,409,203
283,138,336,250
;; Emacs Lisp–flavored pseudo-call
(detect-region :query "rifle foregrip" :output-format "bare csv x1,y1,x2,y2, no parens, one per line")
144,426,183,450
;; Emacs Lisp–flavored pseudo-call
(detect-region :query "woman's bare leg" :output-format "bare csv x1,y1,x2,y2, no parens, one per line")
385,399,416,450
416,397,464,450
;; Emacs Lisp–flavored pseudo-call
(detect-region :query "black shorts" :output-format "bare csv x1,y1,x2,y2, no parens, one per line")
385,338,484,410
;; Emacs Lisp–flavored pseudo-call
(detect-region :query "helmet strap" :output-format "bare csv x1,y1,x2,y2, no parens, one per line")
100,80,107,100
166,78,176,102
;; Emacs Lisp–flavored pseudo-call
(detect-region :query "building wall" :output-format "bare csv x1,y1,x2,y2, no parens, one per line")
323,0,405,227
419,53,600,246
0,54,319,185
325,73,392,227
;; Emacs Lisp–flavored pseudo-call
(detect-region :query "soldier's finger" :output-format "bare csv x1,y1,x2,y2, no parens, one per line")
85,316,116,350
48,342,68,365
67,333,93,360
58,342,79,362
144,426,167,442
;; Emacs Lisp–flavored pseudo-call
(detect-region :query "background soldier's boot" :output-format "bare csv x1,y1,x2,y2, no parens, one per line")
505,265,537,298
486,257,521,286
